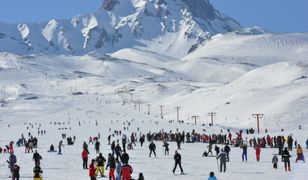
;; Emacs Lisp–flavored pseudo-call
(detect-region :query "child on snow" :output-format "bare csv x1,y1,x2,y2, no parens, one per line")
208,172,217,180
272,155,278,169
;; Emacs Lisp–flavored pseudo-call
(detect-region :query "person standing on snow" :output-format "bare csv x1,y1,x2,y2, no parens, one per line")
282,148,291,172
89,159,97,180
254,145,261,161
33,150,42,166
95,140,100,154
295,144,305,162
163,141,169,155
115,158,122,180
8,152,17,174
121,162,133,180
33,165,43,180
306,138,308,150
217,149,227,172
12,164,20,180
224,144,231,162
172,150,184,174
272,154,278,169
106,153,116,180
149,141,156,157
95,153,106,177
58,140,64,155
241,144,248,162
82,148,89,169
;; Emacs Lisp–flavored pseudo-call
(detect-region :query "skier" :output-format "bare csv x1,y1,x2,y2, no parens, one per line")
208,172,217,180
95,153,106,177
295,144,305,162
149,141,156,157
217,149,227,172
89,159,97,180
163,141,169,155
121,162,133,180
241,144,248,162
254,145,261,161
306,138,308,150
82,148,89,169
58,140,64,155
33,165,43,180
282,147,291,171
95,141,100,154
272,154,278,169
106,153,116,180
172,150,184,175
33,150,42,166
115,158,122,180
12,164,20,180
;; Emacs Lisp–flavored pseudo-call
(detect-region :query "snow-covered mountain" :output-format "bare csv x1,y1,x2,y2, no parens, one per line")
0,0,308,131
0,0,240,56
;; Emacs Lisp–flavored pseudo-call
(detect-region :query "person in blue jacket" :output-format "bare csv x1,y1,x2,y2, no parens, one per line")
208,172,217,180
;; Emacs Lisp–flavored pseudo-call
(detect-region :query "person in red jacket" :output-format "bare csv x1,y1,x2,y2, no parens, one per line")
89,159,96,180
121,163,133,180
255,145,261,161
82,149,89,169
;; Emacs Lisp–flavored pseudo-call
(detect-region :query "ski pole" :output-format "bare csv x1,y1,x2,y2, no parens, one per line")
216,159,219,171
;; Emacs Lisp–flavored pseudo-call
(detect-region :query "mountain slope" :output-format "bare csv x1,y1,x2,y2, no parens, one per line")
0,0,240,56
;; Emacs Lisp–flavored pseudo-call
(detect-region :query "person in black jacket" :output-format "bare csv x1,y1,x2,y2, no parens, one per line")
282,147,291,171
33,165,43,179
95,153,106,177
224,145,231,162
163,141,169,155
33,150,42,166
172,151,184,174
149,141,156,157
95,141,100,154
121,151,129,164
12,164,20,180
106,153,116,180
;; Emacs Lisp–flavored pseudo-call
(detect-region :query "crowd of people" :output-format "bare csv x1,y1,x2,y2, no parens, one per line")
1,118,307,180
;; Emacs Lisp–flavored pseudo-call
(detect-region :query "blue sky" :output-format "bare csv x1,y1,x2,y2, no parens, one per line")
0,0,307,33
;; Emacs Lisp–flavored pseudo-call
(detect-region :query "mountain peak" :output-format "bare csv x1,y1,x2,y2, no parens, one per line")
100,0,120,11
0,0,243,57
